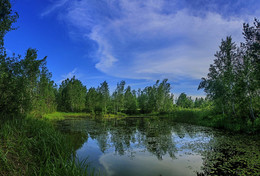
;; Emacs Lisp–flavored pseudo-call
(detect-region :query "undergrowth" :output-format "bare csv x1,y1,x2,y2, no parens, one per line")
169,108,260,133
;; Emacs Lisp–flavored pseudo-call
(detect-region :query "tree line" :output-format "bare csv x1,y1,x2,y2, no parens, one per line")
56,78,210,115
57,77,175,114
0,0,258,122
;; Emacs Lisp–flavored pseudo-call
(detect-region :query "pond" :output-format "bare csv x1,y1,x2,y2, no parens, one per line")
56,116,260,176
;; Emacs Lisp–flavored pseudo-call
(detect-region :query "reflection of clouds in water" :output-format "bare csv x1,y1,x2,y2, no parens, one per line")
58,118,212,175
99,151,203,176
173,134,212,153
57,118,259,175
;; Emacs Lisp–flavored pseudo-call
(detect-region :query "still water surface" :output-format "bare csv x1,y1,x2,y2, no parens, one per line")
56,117,259,176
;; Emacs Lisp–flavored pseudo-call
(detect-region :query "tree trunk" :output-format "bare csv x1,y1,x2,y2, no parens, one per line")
249,96,255,120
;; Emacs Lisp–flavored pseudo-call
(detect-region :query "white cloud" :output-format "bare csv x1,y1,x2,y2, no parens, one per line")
44,0,254,82
59,0,246,81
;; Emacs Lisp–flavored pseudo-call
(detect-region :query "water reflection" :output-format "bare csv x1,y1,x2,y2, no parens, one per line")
57,117,260,175
57,117,215,175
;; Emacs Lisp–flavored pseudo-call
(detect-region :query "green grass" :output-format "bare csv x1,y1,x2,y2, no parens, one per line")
0,117,92,176
43,111,129,120
42,112,90,120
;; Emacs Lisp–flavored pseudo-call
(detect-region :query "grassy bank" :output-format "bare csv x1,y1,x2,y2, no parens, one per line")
168,108,260,133
0,117,90,176
42,110,260,133
43,111,129,120
43,112,91,120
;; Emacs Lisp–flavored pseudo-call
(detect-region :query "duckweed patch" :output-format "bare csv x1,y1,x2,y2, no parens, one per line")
197,134,260,175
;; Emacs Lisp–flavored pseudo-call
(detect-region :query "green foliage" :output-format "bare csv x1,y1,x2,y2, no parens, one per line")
0,48,56,119
176,92,193,108
84,79,174,115
57,76,87,112
112,80,126,113
124,86,137,114
0,0,18,48
43,112,90,121
194,97,206,108
138,79,174,113
0,1,57,119
30,53,57,116
169,106,260,133
0,117,90,176
199,19,260,123
97,81,110,114
85,87,99,114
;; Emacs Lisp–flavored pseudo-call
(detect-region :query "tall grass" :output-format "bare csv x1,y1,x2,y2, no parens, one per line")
0,117,91,176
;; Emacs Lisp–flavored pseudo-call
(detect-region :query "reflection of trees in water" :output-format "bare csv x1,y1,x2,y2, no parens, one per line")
90,117,177,159
136,118,177,160
66,132,88,157
57,118,259,175
56,119,89,152
57,117,205,160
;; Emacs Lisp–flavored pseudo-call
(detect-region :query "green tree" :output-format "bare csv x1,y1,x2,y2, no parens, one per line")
0,1,58,119
0,0,18,48
199,19,260,121
58,76,87,112
137,79,174,113
236,19,260,120
176,93,193,108
0,48,49,118
199,36,237,116
33,60,57,116
85,87,99,114
194,97,205,108
112,81,125,113
156,79,173,113
124,86,137,114
97,81,110,114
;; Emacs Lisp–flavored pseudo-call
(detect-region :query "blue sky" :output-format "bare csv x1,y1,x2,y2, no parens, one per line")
4,0,260,98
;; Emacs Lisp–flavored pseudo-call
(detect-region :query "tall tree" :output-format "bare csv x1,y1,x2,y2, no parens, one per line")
237,19,260,120
33,60,57,116
112,81,125,113
97,81,110,114
199,19,260,120
199,36,237,116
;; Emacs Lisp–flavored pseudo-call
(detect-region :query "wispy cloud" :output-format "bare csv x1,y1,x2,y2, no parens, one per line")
61,1,247,79
58,68,79,83
43,0,259,95
41,0,69,17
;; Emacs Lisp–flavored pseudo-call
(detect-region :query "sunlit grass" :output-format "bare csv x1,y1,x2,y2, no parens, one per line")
43,112,90,120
